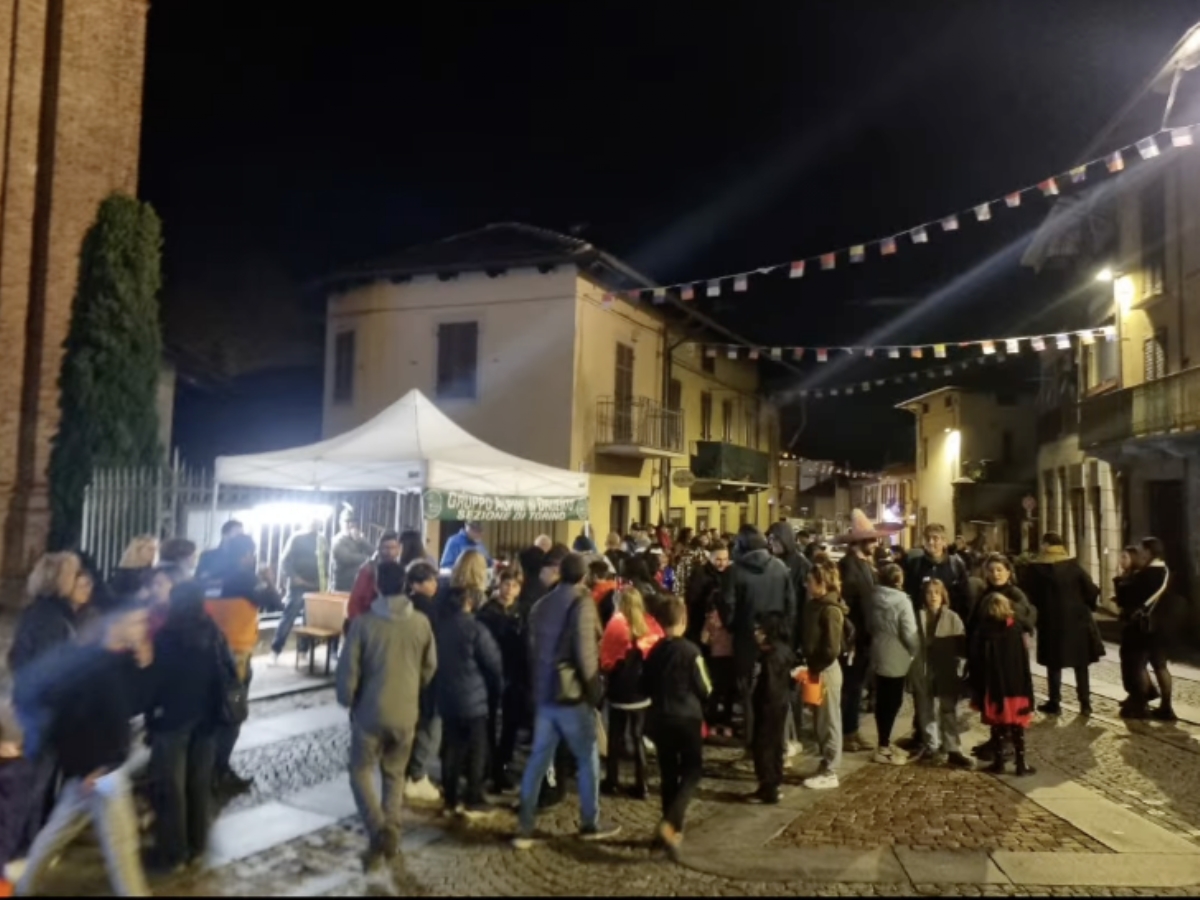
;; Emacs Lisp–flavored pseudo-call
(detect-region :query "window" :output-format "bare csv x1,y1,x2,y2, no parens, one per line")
1143,328,1168,381
332,331,355,405
701,352,715,374
436,321,479,400
944,396,954,409
667,378,682,411
700,391,713,440
921,437,929,470
668,507,685,527
1141,175,1166,299
722,398,735,442
696,508,711,531
637,496,651,529
614,343,635,441
745,402,759,449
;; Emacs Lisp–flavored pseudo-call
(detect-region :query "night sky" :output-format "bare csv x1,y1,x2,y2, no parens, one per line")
141,1,1200,468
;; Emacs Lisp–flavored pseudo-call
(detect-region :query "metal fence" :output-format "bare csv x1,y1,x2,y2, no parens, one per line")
80,455,422,579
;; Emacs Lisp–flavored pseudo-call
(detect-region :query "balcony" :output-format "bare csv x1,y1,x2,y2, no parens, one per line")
595,397,686,459
691,440,771,491
1079,366,1200,450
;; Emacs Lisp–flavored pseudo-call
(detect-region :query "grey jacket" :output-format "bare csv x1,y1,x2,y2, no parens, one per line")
869,584,919,678
528,582,600,708
911,606,966,697
336,593,437,732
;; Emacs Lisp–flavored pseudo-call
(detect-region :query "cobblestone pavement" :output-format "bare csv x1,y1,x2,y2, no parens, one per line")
773,764,1109,853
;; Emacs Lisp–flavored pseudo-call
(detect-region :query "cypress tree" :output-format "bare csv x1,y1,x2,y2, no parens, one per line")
48,193,164,550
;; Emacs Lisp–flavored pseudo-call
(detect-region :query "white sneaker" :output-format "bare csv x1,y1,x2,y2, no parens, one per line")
803,772,840,790
270,652,283,668
4,858,26,883
404,776,441,803
786,740,804,760
873,747,905,766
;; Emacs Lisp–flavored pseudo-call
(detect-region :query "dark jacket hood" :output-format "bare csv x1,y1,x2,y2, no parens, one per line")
371,593,415,620
739,548,774,573
766,522,801,559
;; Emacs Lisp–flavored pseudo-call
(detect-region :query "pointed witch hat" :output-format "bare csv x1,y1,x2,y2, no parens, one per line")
835,509,883,545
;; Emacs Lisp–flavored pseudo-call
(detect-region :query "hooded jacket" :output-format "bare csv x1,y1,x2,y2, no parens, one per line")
723,546,797,668
337,593,437,732
869,584,919,678
1021,545,1103,669
768,523,812,647
801,592,849,673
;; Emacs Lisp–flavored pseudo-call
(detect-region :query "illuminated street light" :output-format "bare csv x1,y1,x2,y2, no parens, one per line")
1095,266,1114,283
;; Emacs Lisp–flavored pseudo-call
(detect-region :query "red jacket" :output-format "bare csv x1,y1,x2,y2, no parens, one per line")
347,560,378,621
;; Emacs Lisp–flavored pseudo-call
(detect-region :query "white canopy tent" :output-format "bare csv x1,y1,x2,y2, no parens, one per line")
214,389,589,522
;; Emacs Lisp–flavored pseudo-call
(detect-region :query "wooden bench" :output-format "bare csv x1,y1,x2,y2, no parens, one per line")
293,592,348,676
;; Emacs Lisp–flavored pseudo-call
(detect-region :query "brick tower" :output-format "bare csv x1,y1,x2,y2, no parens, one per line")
0,0,150,596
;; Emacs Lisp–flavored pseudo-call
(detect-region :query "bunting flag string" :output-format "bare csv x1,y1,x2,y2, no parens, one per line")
697,325,1116,362
776,456,884,481
603,125,1195,307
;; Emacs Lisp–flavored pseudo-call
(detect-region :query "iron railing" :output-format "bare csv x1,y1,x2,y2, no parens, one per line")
595,397,685,454
1079,365,1200,449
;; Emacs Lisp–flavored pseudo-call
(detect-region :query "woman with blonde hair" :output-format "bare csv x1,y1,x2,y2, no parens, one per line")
450,549,489,610
599,586,664,798
108,535,159,610
8,553,91,675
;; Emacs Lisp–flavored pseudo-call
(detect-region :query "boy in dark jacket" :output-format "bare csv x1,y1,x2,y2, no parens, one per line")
750,613,794,804
433,585,503,817
477,570,527,791
641,596,711,855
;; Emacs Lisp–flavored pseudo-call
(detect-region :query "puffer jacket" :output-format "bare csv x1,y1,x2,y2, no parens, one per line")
432,589,503,721
723,548,797,669
869,584,920,678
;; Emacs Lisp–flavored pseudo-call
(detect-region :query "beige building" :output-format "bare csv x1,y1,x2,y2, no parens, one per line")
898,386,1037,553
321,223,778,557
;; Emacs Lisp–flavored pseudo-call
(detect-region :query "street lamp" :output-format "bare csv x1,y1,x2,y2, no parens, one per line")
1095,266,1114,283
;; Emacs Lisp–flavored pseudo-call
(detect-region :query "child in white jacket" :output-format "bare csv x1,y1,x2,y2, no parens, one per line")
910,578,971,768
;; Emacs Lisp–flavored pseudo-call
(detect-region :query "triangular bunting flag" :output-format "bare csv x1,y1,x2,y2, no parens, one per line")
790,260,806,279
1137,136,1160,160
1005,192,1022,208
941,214,960,232
880,236,897,256
975,203,992,222
1103,326,1116,341
1055,334,1071,350
705,347,717,358
943,366,953,376
864,348,876,358
820,252,836,271
681,284,695,301
850,244,866,263
934,344,947,358
1039,177,1059,197
862,382,871,392
888,347,900,359
875,379,886,386
748,349,760,360
926,370,937,378
1006,338,1020,354
627,290,642,303
830,388,839,396
1070,165,1088,184
792,348,804,360
911,347,924,359
652,287,666,304
734,274,748,293
770,347,783,360
1080,331,1094,346
1106,150,1125,173
1171,127,1194,148
798,390,808,398
707,280,721,298
845,386,855,395
813,390,822,399
601,293,614,308
909,373,920,381
981,341,996,355
816,348,829,363
727,347,739,359
910,225,929,244
1031,337,1046,351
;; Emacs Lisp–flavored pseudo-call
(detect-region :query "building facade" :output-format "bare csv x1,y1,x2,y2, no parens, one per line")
862,463,918,548
0,0,149,590
322,224,778,557
899,387,1037,554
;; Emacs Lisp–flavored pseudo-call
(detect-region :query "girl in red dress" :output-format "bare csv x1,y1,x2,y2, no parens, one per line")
969,592,1037,776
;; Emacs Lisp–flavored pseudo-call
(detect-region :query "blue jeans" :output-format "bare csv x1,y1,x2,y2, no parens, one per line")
271,587,308,655
517,704,600,836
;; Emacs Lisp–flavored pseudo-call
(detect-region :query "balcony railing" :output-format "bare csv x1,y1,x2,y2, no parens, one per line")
691,441,771,486
595,397,685,457
1079,366,1200,449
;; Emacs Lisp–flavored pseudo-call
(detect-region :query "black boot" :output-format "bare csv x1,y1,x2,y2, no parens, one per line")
1012,726,1036,777
985,726,1007,774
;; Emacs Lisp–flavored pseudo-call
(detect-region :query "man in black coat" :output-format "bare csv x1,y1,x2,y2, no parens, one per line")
1022,533,1102,715
722,529,796,748
904,524,970,616
767,522,811,648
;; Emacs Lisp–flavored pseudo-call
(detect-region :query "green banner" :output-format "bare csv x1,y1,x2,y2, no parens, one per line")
422,490,589,522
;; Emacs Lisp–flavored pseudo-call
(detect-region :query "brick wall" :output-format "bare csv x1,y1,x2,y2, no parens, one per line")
0,0,149,594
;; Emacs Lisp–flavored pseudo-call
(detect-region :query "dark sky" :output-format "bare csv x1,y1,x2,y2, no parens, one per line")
142,1,1200,467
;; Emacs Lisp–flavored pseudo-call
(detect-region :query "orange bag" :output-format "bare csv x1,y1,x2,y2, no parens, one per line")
796,668,824,706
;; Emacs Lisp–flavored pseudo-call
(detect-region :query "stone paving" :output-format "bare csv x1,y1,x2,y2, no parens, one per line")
773,764,1109,853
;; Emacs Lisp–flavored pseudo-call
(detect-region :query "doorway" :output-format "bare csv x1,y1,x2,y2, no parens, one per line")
1147,479,1188,597
609,496,629,536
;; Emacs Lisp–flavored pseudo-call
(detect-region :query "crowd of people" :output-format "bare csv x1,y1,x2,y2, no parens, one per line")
0,510,1183,894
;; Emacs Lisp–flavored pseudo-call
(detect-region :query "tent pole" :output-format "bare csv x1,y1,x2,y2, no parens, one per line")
210,479,220,549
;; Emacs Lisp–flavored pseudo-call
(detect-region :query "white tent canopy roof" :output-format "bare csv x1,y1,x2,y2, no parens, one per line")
214,389,588,498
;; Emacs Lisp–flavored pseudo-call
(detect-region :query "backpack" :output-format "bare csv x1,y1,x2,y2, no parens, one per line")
606,640,647,706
